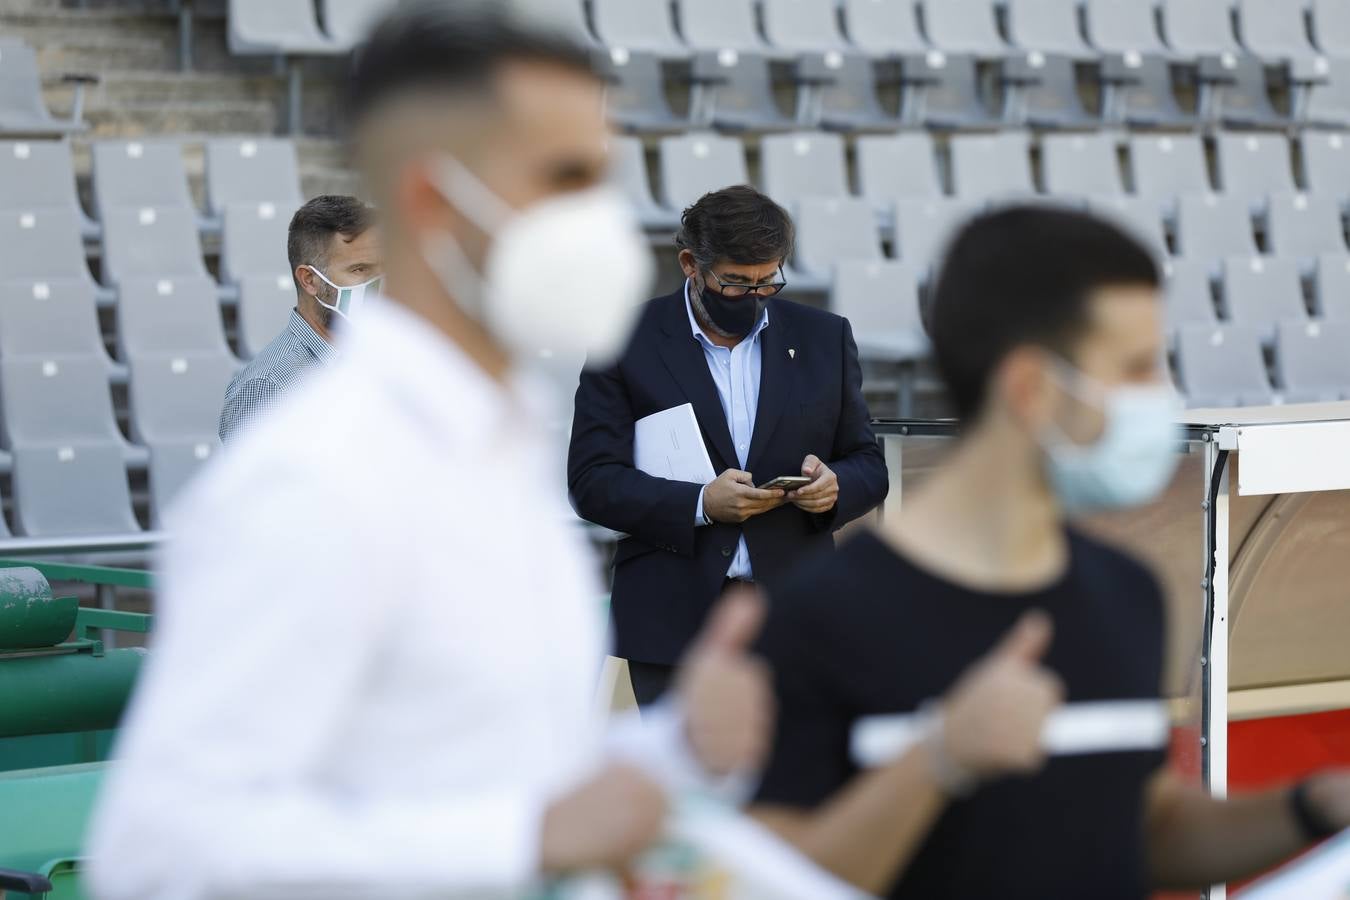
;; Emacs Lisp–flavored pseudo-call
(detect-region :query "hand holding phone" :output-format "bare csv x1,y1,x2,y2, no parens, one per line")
756,475,813,491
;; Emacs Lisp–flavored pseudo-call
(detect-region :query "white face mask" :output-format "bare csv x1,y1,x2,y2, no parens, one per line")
304,266,383,322
421,155,652,366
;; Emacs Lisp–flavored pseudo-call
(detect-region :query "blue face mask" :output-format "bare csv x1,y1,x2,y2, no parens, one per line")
1039,361,1182,514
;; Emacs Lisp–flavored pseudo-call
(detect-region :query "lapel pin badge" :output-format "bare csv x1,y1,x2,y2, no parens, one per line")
788,348,796,359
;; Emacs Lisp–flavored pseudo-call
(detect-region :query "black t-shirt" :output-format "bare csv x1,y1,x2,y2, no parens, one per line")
754,528,1167,900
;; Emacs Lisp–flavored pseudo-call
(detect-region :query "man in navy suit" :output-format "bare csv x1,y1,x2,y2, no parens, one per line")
569,185,889,705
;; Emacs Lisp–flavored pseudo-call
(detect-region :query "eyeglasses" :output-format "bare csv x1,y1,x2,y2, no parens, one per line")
704,269,787,298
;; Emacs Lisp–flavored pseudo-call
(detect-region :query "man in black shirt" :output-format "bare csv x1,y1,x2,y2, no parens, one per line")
750,207,1350,898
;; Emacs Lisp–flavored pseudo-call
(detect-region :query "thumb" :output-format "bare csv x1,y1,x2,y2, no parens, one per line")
690,587,765,657
728,469,755,485
801,454,821,477
990,610,1054,664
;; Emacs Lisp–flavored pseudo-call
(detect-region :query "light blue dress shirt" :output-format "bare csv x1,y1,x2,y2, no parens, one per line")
686,279,770,580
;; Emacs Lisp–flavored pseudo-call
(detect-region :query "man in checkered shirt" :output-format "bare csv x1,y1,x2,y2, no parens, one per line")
218,195,382,443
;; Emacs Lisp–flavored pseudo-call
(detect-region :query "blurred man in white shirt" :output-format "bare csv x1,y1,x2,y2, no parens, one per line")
85,3,773,897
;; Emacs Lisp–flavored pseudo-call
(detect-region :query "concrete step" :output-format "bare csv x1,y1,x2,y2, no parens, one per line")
84,99,279,136
91,70,282,105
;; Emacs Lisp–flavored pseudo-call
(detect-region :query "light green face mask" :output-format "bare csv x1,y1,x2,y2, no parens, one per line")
304,265,383,321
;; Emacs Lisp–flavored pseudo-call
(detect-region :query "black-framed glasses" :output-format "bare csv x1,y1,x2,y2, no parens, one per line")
705,269,787,298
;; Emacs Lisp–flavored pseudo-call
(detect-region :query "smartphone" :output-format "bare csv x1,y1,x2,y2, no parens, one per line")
757,475,813,491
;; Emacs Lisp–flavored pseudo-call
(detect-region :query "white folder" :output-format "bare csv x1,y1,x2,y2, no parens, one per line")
634,403,716,484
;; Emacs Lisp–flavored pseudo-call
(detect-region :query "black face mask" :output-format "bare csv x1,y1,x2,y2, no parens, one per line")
696,276,765,337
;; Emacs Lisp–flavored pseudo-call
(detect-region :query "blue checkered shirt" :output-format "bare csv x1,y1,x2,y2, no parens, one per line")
218,309,335,444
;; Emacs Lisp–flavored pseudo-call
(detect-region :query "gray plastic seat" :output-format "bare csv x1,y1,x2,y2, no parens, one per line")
689,50,797,132
0,279,106,360
1006,0,1094,58
128,352,239,444
0,141,84,216
1214,133,1296,209
1002,52,1097,129
1162,258,1218,331
1196,52,1289,130
1221,255,1308,339
602,48,691,134
513,0,595,47
1311,0,1350,56
220,201,297,284
1275,318,1350,401
897,51,1001,129
91,141,194,221
1130,134,1212,214
1303,56,1350,127
760,132,849,207
610,137,678,230
678,0,768,53
921,0,1007,57
205,138,303,217
226,0,344,54
949,132,1034,200
1042,133,1125,196
1175,194,1258,262
800,53,900,131
0,207,93,282
793,197,883,278
238,274,297,359
1265,191,1348,261
658,132,750,211
1099,53,1195,129
593,0,688,57
116,275,231,359
0,38,87,137
1084,0,1168,55
0,355,121,446
1087,194,1168,258
1300,131,1350,211
1236,0,1320,62
832,260,927,360
855,132,942,206
148,438,219,527
763,0,850,52
10,442,139,536
1175,323,1276,407
893,197,974,270
1160,0,1243,56
100,206,209,284
841,0,927,57
1313,253,1350,320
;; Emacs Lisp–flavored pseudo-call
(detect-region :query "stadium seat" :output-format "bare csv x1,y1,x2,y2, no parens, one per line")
1236,0,1320,63
100,206,210,284
949,132,1034,200
1221,255,1308,339
688,50,797,132
762,0,851,53
321,0,399,50
1310,0,1350,57
591,0,688,57
204,138,303,217
1160,0,1243,56
1313,253,1350,320
658,132,750,211
920,0,1007,58
0,356,121,446
832,260,927,361
1084,0,1168,56
677,0,768,54
10,443,140,536
897,51,1001,130
1174,323,1276,407
226,0,344,54
1300,131,1350,211
893,197,973,270
1087,194,1169,258
800,54,901,132
1130,134,1212,214
840,0,927,58
793,197,883,278
0,142,88,228
1001,52,1097,129
0,38,89,138
116,276,231,359
0,280,107,361
760,132,849,207
220,202,297,285
1042,133,1125,196
1214,133,1297,209
0,208,94,282
1195,52,1289,130
1274,318,1350,402
1162,258,1219,331
1099,53,1194,129
237,275,297,359
1302,56,1350,127
1006,0,1094,58
127,353,239,444
601,49,691,134
854,132,942,207
1175,194,1258,262
514,0,595,47
149,439,218,527
610,136,678,230
91,141,193,221
1265,191,1348,261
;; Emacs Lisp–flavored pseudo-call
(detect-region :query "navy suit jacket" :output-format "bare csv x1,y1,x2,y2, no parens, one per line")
568,290,889,665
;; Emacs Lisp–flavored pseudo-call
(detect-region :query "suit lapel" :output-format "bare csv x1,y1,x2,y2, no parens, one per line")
656,290,738,470
747,300,793,474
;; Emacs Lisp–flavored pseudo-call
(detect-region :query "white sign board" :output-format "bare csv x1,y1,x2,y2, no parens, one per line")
1236,421,1350,496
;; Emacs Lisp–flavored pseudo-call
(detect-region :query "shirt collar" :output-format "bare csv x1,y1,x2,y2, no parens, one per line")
683,278,770,348
287,309,337,365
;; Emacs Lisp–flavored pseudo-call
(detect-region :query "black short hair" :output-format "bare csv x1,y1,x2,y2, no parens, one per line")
676,185,795,269
929,206,1160,420
287,195,376,286
346,0,595,127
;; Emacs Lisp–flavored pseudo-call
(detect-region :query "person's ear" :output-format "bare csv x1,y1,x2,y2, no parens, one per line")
295,266,320,299
678,249,698,280
995,346,1056,435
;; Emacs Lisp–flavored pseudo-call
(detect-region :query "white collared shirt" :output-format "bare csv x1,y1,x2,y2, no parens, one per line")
86,299,666,899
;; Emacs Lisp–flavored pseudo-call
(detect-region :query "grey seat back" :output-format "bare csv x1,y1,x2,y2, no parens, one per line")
1042,133,1124,197
894,197,973,270
117,275,231,358
221,202,298,285
1175,323,1275,407
593,0,686,55
1087,195,1168,258
205,138,303,216
1265,191,1348,259
0,208,92,281
101,206,208,284
1006,0,1092,56
1202,53,1287,129
604,49,684,131
238,275,297,359
1084,0,1167,54
227,0,336,54
1214,133,1296,204
0,38,59,128
91,141,193,220
1160,0,1241,55
1311,0,1350,56
1221,255,1307,337
1275,318,1350,401
1130,135,1212,211
921,0,1005,56
1176,194,1258,261
1301,131,1350,210
760,132,849,206
1313,253,1350,320
1007,52,1095,128
609,136,666,224
855,132,941,202
794,197,882,276
11,443,139,536
678,0,766,52
1102,53,1192,129
842,0,926,56
148,438,219,527
0,355,120,445
0,279,105,359
1236,0,1319,61
899,51,999,129
810,53,896,130
128,352,239,444
692,50,794,131
658,132,750,210
0,141,81,212
949,132,1034,200
832,260,926,361
763,0,849,52
1162,259,1218,330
